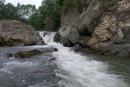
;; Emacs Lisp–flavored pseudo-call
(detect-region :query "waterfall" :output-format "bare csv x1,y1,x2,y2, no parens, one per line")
39,31,128,87
39,31,56,43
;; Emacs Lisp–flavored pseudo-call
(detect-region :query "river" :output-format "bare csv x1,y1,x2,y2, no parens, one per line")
0,32,129,87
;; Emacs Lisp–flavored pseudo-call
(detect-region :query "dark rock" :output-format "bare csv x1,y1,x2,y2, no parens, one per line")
50,57,56,61
38,48,58,53
54,48,58,51
71,44,82,52
8,50,43,58
7,48,58,58
36,32,45,45
77,0,103,35
54,32,61,42
79,47,94,54
99,44,130,57
58,25,80,46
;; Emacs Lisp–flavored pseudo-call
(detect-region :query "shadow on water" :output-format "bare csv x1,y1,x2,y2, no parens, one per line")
86,54,130,86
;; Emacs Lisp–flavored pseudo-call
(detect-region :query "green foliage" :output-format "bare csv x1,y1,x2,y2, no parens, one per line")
62,0,79,12
99,0,119,10
63,0,79,9
17,4,36,19
16,4,38,26
28,11,43,30
0,0,63,31
1,3,19,19
38,0,63,31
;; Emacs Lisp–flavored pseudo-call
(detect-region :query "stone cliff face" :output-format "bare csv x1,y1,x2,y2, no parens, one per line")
55,0,130,57
55,0,103,46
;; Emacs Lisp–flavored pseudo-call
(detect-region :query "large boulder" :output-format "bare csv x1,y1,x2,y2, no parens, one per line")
0,20,43,46
55,0,130,57
86,0,130,56
58,25,80,46
54,8,81,46
55,0,103,47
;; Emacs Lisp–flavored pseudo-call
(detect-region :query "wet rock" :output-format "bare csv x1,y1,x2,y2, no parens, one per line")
50,58,56,61
38,48,58,52
54,32,61,42
71,44,82,52
57,25,80,46
97,44,130,57
7,48,58,58
8,50,43,58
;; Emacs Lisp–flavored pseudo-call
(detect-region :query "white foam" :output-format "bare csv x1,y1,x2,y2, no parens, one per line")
28,84,43,87
39,32,128,87
53,43,128,87
0,61,38,73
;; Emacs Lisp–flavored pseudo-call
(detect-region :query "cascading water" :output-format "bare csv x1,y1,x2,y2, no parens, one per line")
39,31,56,43
40,31,129,87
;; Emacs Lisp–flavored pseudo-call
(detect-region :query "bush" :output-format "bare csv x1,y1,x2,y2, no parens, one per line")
99,0,119,10
63,0,79,12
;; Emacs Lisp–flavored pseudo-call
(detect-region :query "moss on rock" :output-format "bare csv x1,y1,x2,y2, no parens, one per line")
11,50,43,58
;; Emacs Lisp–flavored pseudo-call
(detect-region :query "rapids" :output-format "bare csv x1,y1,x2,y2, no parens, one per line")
0,31,129,87
39,32,129,87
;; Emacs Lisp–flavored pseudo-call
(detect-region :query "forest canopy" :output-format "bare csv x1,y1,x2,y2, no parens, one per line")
0,0,65,31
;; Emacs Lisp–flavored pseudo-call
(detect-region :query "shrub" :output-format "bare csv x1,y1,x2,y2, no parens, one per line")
63,0,79,12
99,0,119,10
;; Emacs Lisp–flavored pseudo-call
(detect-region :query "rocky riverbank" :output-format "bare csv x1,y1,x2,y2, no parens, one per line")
55,0,130,57
0,20,44,47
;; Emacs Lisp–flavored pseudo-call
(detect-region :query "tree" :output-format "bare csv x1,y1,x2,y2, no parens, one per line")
17,4,37,19
0,0,64,31
16,4,37,23
28,10,43,30
0,0,5,19
39,0,63,31
1,3,19,19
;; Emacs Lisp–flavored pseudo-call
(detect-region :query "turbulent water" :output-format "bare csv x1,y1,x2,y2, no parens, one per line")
0,31,129,87
40,32,129,87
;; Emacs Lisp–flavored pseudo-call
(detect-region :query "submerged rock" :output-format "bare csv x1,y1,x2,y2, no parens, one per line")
8,48,58,58
8,50,43,58
0,20,44,47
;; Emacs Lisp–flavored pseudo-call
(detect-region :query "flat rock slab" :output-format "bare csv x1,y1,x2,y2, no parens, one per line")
7,47,58,58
